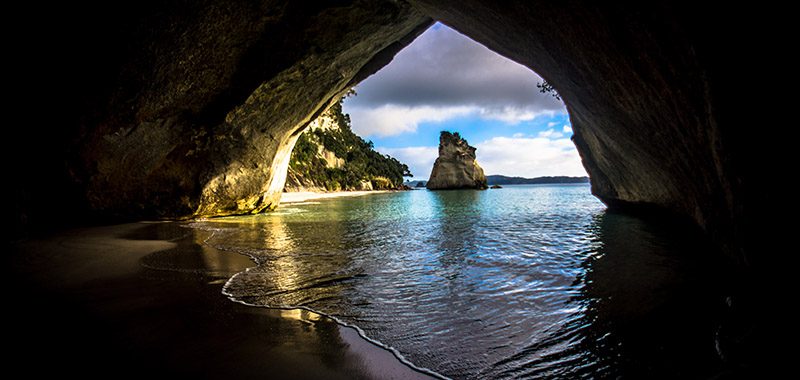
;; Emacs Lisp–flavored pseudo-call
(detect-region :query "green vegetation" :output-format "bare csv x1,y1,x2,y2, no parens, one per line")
288,99,411,191
536,80,561,101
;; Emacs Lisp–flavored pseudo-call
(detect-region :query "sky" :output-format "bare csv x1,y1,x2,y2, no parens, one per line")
343,23,587,181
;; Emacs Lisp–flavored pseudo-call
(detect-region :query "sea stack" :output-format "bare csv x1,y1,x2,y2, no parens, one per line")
427,131,488,190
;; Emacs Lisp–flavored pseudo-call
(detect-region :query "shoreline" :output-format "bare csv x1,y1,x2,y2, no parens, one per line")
280,190,391,204
9,222,436,379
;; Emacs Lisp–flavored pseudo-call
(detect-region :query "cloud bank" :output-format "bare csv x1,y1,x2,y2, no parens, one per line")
349,105,473,137
476,136,587,178
346,24,565,137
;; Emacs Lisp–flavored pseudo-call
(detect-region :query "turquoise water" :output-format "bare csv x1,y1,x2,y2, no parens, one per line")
189,184,726,378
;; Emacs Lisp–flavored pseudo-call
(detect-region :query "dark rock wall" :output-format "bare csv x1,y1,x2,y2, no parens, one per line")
410,1,772,266
11,0,430,221
11,1,779,267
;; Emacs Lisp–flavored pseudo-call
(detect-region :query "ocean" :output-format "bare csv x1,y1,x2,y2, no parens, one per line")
188,184,726,378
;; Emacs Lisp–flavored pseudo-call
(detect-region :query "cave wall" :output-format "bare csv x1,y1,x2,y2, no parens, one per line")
11,0,429,221
11,1,777,266
410,1,769,266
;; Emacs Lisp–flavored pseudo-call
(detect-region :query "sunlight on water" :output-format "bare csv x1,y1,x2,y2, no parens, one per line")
189,184,725,379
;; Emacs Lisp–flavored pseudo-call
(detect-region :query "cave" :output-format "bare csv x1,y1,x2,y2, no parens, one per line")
12,0,773,266
9,0,779,374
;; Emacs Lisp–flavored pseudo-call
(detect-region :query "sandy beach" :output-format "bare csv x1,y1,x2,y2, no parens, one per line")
8,222,434,379
280,190,391,204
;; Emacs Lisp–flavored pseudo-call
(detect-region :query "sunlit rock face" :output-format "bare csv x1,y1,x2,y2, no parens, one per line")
427,132,488,190
283,109,344,193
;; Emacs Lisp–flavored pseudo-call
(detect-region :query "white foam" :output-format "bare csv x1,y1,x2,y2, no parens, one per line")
195,217,451,379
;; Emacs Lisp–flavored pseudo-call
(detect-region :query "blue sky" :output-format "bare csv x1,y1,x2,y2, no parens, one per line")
343,23,586,180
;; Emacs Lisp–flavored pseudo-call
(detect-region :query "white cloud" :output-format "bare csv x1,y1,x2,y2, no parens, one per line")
350,103,560,138
537,129,564,139
476,136,587,178
348,105,473,137
562,125,573,133
547,121,558,127
477,106,558,124
376,146,439,178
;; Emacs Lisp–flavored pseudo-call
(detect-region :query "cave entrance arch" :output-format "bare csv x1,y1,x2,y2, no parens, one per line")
287,1,742,265
284,22,583,192
18,0,755,267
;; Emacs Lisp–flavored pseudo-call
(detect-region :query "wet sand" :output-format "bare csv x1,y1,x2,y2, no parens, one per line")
8,222,435,379
280,190,390,204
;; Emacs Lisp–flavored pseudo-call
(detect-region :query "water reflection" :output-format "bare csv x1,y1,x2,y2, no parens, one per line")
121,221,435,379
131,223,254,278
193,213,363,309
491,211,727,378
430,190,481,279
192,186,735,379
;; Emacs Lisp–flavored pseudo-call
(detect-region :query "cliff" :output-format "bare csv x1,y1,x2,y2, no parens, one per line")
285,101,411,192
284,110,345,192
426,132,488,190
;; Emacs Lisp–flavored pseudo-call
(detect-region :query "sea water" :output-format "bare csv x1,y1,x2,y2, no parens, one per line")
189,184,727,378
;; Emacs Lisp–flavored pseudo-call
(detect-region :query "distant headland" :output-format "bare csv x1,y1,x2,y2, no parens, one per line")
486,175,589,185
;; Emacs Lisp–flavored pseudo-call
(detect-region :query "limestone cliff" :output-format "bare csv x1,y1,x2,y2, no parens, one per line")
284,101,411,192
284,109,344,192
427,132,488,190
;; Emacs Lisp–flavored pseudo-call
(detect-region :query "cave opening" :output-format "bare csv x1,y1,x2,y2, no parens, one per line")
283,22,585,195
265,21,734,379
9,1,770,378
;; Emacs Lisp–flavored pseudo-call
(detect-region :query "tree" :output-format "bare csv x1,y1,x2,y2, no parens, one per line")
537,80,561,101
286,92,413,190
